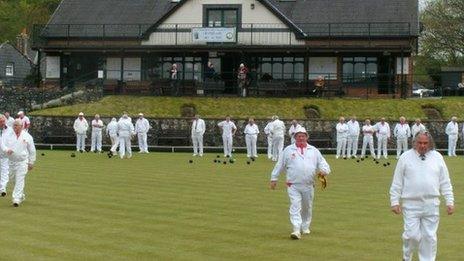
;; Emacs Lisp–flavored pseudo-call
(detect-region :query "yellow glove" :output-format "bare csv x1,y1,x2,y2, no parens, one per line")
317,173,327,190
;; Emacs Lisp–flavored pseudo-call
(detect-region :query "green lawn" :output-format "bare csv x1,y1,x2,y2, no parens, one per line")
0,151,462,260
29,95,464,120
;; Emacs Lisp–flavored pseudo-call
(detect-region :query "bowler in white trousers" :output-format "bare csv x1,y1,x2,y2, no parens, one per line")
106,118,119,154
270,127,330,239
264,118,274,159
390,131,454,261
445,116,458,157
117,113,135,159
346,116,360,158
374,118,390,159
0,115,11,196
135,113,151,153
335,117,348,159
90,114,104,153
73,112,89,152
244,118,259,158
217,116,237,157
360,119,376,158
393,116,411,159
270,116,286,161
191,115,205,156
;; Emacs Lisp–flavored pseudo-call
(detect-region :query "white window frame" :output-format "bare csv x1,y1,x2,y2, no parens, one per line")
5,63,14,76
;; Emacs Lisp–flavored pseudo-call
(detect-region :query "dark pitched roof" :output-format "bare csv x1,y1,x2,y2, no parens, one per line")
44,0,418,38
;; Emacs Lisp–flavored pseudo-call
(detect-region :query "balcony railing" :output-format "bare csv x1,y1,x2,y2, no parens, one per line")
32,22,413,48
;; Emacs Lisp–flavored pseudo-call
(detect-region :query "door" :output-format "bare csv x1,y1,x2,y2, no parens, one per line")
221,54,237,94
378,56,394,94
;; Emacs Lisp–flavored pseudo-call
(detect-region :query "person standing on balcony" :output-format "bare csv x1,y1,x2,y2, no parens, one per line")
335,116,348,159
313,75,325,98
264,116,275,160
170,63,179,96
445,116,458,157
135,113,151,154
217,116,237,158
191,114,205,157
16,111,30,132
360,119,376,158
346,116,360,158
106,117,119,155
237,63,249,97
288,120,302,144
73,112,89,153
374,118,391,159
270,116,286,162
244,118,259,159
394,116,411,159
90,114,104,153
205,61,216,80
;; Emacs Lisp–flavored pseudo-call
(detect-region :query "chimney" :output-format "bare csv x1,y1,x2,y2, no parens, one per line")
16,28,29,56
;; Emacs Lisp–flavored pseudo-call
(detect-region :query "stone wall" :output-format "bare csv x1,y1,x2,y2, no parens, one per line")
29,116,456,150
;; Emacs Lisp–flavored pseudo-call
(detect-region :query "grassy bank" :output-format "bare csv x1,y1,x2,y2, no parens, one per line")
29,96,464,120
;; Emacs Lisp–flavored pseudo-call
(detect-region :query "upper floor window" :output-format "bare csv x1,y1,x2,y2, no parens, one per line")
5,63,14,76
207,9,238,27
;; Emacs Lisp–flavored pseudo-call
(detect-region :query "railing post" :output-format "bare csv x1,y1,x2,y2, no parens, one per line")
67,24,70,47
175,24,178,45
250,23,253,45
102,24,106,47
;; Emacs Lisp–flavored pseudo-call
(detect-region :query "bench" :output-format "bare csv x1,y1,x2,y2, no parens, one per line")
155,129,190,146
123,81,151,94
103,79,118,94
201,80,225,95
249,81,287,96
308,131,333,148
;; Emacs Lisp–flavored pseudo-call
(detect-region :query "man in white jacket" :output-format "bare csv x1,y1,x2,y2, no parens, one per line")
264,117,275,159
346,116,360,158
335,117,348,159
411,118,426,143
0,115,12,197
106,118,119,155
1,119,36,207
270,126,330,239
374,118,390,159
244,118,259,159
191,114,205,157
217,116,237,158
135,113,151,153
445,116,458,157
390,131,454,261
360,119,376,158
90,114,104,153
73,112,89,152
393,116,411,159
117,113,135,159
270,116,286,161
288,120,302,144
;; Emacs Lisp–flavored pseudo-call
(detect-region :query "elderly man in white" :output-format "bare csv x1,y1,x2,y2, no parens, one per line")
191,114,206,157
445,116,458,157
288,120,302,144
264,117,275,159
117,113,135,159
270,126,330,239
411,118,426,143
346,116,360,158
270,116,286,162
1,119,36,207
390,131,454,261
0,115,12,197
360,119,376,158
244,118,260,159
106,117,119,155
393,116,411,159
374,117,391,159
135,113,151,153
73,112,89,152
90,114,104,153
335,116,348,159
17,111,30,132
217,116,237,158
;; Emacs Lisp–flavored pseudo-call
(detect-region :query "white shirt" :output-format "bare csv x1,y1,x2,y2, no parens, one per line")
135,118,151,133
271,119,286,137
117,118,135,137
362,125,375,137
73,118,89,135
411,123,426,138
191,119,206,136
0,127,12,158
91,119,104,133
288,124,302,137
336,122,349,139
264,122,273,136
445,121,458,136
271,143,331,184
347,120,360,136
390,149,454,207
106,120,118,136
394,123,411,139
218,120,237,137
5,117,14,128
1,130,36,164
244,124,259,136
374,122,391,138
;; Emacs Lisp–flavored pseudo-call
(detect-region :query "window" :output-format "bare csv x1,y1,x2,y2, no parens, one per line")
207,9,238,27
5,63,14,76
257,57,304,81
342,57,377,83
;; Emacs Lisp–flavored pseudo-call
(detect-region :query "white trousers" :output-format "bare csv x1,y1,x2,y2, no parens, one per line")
448,135,457,156
192,134,204,156
9,161,28,204
361,135,375,157
245,134,258,157
336,137,347,158
347,135,359,157
118,136,132,159
91,131,102,152
267,135,273,159
76,134,86,151
222,135,233,157
272,135,284,161
137,132,148,152
396,137,408,158
377,135,388,159
402,205,439,261
288,183,314,233
0,157,9,192
109,134,119,152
